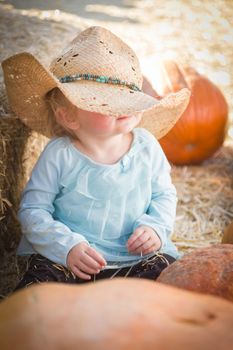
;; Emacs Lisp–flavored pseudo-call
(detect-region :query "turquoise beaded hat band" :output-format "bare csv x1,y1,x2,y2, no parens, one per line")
58,73,141,92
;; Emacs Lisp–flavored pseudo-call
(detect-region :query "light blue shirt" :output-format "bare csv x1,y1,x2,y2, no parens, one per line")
17,128,180,267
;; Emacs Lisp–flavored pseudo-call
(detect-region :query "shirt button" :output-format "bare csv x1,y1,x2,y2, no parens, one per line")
121,157,130,170
122,159,127,166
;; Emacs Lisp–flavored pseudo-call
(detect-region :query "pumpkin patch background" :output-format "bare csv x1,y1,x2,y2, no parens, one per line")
0,0,232,298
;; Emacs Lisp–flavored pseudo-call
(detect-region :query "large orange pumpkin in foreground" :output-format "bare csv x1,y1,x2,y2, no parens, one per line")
143,61,228,165
1,279,233,350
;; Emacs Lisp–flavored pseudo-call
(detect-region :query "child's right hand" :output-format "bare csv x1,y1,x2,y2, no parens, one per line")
67,242,107,280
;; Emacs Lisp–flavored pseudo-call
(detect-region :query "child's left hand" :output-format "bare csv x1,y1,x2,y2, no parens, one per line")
126,225,162,255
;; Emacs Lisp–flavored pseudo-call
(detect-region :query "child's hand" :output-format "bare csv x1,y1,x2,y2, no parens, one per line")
67,242,106,280
126,225,162,255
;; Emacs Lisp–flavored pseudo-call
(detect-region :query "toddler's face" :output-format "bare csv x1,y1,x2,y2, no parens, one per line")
75,108,142,137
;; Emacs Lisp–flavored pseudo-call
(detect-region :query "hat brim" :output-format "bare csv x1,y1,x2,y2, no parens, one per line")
2,52,191,139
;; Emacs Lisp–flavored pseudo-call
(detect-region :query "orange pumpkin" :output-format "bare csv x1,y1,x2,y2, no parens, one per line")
222,222,233,244
157,244,233,301
1,279,233,350
143,61,228,165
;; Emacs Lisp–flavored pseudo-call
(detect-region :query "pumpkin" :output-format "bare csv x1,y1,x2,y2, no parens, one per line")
222,222,233,244
0,279,233,350
157,244,233,301
143,60,228,165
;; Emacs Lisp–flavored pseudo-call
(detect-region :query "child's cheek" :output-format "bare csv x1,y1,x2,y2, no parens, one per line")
91,115,114,131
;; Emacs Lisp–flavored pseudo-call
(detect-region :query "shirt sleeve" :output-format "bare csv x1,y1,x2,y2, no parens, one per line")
18,139,90,267
133,132,177,250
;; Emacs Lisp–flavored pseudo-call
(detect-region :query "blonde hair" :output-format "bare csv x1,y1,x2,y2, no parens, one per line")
45,88,78,138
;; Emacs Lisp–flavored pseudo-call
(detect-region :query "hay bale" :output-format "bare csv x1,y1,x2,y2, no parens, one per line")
0,4,86,296
171,143,233,254
0,113,47,296
0,115,30,256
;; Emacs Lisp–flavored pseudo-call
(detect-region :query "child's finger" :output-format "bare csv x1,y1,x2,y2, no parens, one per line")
78,260,100,274
128,230,150,252
81,252,103,271
143,245,158,255
86,246,107,267
134,240,155,254
71,265,91,280
127,227,145,247
141,238,154,251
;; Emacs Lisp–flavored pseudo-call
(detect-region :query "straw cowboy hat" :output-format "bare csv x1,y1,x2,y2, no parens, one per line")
2,26,190,139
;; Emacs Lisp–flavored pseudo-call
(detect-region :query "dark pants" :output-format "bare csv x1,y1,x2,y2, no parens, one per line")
15,252,175,291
